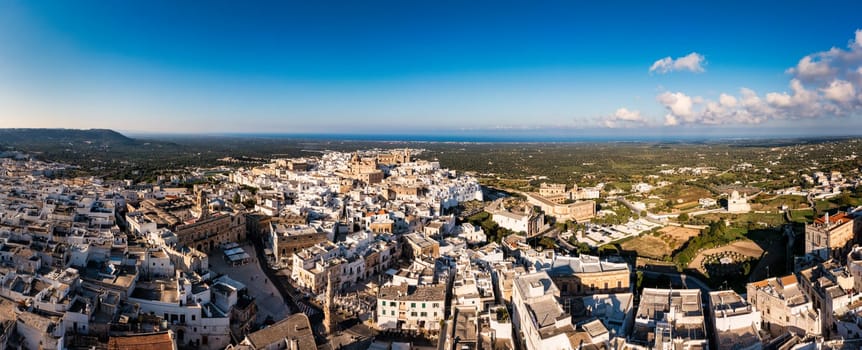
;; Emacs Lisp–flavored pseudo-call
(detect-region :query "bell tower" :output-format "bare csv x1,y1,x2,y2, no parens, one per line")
324,270,335,335
197,189,209,219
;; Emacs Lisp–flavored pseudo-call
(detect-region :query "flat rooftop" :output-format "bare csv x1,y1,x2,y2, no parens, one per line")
130,280,179,303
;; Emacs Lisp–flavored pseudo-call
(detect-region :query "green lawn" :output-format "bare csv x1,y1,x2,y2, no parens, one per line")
751,194,807,210
790,209,814,223
815,200,839,213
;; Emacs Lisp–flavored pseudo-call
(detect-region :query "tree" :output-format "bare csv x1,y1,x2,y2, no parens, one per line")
496,308,510,322
678,213,689,223
539,237,556,250
708,220,728,237
838,191,853,207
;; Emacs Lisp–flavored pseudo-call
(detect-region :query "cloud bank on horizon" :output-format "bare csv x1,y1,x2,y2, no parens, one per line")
605,30,862,129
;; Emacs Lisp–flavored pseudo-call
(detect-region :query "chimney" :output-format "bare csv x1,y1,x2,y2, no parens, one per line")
825,212,830,225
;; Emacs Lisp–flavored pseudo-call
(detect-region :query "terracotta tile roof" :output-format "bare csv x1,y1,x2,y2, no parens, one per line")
749,279,769,288
108,331,176,350
814,212,852,225
780,274,798,287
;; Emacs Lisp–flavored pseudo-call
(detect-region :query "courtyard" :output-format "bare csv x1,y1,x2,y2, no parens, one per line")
208,242,290,325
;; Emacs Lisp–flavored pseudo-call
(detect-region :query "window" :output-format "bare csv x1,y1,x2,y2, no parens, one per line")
382,301,386,306
420,312,427,317
411,303,416,308
604,282,608,289
390,302,396,307
422,303,426,308
192,315,196,321
617,281,622,289
411,312,417,317
433,303,440,308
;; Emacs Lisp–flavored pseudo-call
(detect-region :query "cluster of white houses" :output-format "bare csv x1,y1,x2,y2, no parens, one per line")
362,202,862,350
0,153,278,349
6,145,862,350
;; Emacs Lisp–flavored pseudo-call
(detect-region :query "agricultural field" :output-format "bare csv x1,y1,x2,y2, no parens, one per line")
658,226,702,248
619,226,701,260
620,236,671,260
749,194,809,211
652,184,713,207
696,212,787,228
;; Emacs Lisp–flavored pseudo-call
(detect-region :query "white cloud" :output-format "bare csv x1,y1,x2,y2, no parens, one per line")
657,92,695,120
765,91,792,107
649,52,706,74
599,108,646,128
821,79,855,103
649,57,673,74
719,93,737,108
664,114,679,126
787,55,833,81
613,107,643,121
649,30,862,127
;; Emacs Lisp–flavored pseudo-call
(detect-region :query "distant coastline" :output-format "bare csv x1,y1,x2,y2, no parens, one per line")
0,128,856,144
124,131,862,144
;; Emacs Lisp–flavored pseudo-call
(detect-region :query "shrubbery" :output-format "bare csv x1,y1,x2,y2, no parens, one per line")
674,220,743,269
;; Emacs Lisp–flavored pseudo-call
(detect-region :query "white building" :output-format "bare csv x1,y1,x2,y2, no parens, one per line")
699,198,717,208
16,311,64,350
458,223,487,244
488,203,544,235
633,183,652,193
727,191,751,213
512,271,574,350
128,279,232,350
746,275,820,337
376,283,446,332
630,288,707,350
709,290,762,350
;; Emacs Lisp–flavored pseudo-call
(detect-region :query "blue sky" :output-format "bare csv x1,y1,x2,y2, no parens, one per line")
2,1,862,137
